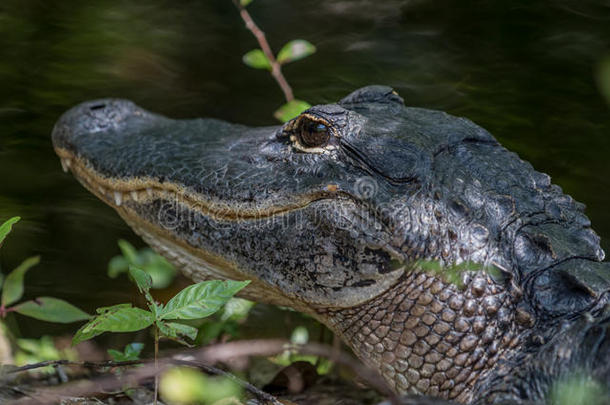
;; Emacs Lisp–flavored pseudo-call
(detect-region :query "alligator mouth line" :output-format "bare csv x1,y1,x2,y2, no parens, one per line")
55,147,344,222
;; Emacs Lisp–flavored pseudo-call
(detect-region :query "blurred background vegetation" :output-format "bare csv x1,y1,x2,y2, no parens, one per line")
0,0,609,348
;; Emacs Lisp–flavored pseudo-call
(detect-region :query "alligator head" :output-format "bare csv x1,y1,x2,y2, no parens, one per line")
52,86,610,403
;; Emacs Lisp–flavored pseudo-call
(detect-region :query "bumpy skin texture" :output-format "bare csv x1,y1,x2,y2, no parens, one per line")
52,86,610,403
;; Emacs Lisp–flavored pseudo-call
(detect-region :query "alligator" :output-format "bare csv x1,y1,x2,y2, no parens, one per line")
51,86,610,404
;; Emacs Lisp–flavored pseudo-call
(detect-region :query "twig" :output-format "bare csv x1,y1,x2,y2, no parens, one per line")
232,0,294,103
172,359,283,405
154,325,159,405
6,359,143,373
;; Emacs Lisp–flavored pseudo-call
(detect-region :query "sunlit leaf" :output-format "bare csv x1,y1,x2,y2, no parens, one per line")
160,367,242,405
220,298,254,322
0,217,20,247
240,0,253,6
242,49,272,70
159,322,198,340
118,239,138,264
13,297,90,323
96,303,132,314
160,280,250,320
274,100,311,122
72,306,154,345
107,255,129,278
1,256,40,307
277,39,316,65
108,245,176,289
129,266,153,294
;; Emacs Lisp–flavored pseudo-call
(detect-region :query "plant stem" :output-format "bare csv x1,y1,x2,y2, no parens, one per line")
154,325,159,405
232,0,294,102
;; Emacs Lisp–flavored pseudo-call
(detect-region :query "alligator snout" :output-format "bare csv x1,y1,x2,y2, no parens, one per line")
51,99,152,154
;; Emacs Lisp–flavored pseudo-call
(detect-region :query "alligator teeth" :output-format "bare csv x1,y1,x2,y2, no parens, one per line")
130,191,139,202
114,191,123,206
146,188,153,197
98,186,106,195
60,159,71,173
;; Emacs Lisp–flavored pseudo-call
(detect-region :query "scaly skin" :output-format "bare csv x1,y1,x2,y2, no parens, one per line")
52,86,610,403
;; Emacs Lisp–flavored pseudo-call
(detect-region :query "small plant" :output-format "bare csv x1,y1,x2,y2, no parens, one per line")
73,266,249,402
108,239,176,289
14,335,78,374
0,217,90,324
233,0,316,122
73,267,249,347
107,342,144,362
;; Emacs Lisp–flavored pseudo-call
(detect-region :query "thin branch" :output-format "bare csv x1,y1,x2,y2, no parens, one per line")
6,359,142,373
232,0,294,102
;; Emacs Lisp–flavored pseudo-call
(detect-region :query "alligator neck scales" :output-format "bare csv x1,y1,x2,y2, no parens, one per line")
52,86,610,403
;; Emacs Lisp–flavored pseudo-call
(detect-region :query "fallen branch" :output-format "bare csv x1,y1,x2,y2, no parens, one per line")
8,339,400,405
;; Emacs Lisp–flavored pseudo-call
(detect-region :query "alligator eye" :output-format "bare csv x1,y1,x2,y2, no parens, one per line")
298,120,330,148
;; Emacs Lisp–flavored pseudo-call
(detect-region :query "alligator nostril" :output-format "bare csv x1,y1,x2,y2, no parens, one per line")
90,104,106,111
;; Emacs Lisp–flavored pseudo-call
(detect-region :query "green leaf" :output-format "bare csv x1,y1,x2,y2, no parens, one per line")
277,40,316,65
274,100,311,123
72,306,154,345
96,303,132,314
118,240,139,264
109,246,176,289
242,49,272,70
108,342,144,361
240,0,253,6
0,216,20,247
1,256,40,307
107,255,129,278
164,322,198,341
160,367,242,405
13,297,90,323
128,266,153,294
160,280,250,320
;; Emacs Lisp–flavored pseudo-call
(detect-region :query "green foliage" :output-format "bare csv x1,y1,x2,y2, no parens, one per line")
160,366,242,405
13,297,90,323
415,259,504,289
550,372,607,405
108,239,176,289
0,217,90,324
237,6,316,122
73,265,250,347
274,99,311,123
277,40,316,65
0,217,20,247
271,325,332,375
73,306,155,345
107,342,144,362
240,0,253,6
2,256,40,307
242,49,272,71
159,280,250,320
197,297,254,344
15,335,78,374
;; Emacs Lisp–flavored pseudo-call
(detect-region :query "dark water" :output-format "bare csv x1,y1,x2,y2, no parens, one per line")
1,0,609,338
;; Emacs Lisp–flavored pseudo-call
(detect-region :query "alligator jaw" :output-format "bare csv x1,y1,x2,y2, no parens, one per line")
53,146,334,312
